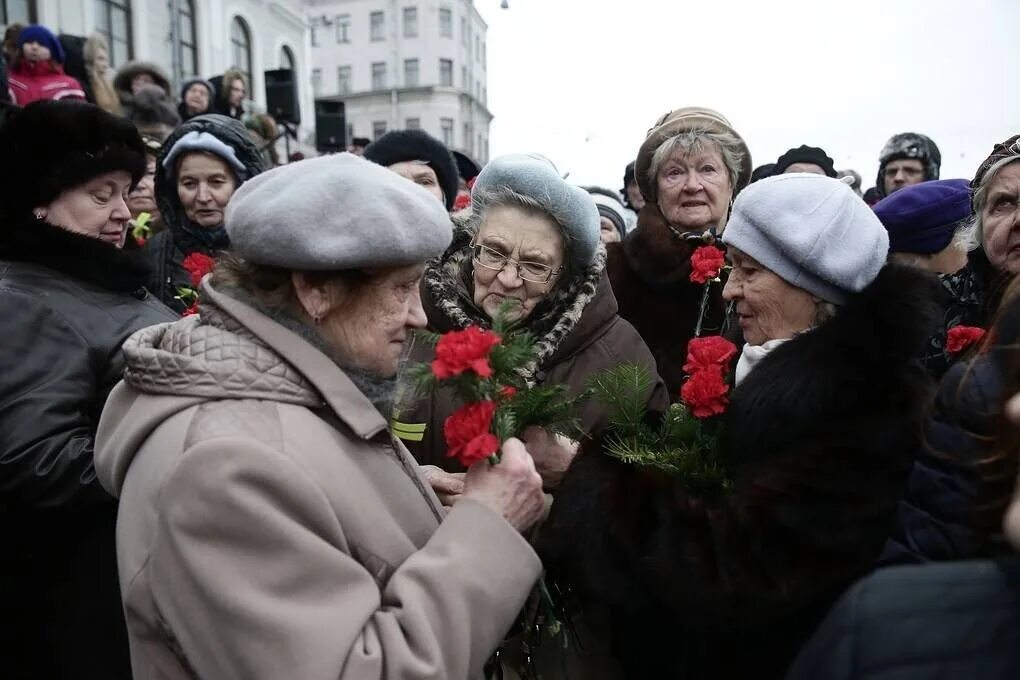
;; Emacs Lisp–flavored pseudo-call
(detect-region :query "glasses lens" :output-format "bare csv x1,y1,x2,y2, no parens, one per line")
474,245,506,269
518,261,552,282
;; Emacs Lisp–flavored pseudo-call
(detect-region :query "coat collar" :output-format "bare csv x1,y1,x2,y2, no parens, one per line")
622,203,711,288
0,214,152,292
200,280,390,440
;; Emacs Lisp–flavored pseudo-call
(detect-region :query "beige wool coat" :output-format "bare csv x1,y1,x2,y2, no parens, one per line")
95,281,541,680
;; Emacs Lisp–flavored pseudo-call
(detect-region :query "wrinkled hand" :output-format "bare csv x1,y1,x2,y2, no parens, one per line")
522,426,579,491
462,438,545,533
421,465,465,507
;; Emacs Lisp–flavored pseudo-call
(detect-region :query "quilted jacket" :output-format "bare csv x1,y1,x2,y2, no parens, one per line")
94,280,542,680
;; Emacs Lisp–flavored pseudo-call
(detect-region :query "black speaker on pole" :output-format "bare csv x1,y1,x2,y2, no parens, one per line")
264,69,300,125
315,99,347,153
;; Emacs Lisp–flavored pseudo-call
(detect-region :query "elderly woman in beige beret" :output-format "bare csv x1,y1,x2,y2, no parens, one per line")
94,153,546,680
607,107,752,397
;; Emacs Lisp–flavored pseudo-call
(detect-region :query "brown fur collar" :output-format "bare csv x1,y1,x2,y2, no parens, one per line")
622,203,713,288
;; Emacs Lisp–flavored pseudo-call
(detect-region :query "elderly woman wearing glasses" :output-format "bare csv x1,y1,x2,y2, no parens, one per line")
399,153,668,490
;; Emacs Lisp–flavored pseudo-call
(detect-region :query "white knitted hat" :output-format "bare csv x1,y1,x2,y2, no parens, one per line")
722,173,889,304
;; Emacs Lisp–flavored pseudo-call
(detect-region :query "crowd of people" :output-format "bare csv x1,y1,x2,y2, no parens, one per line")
1,18,1019,680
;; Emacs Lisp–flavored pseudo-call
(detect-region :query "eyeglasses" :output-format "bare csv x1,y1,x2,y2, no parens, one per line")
472,243,562,284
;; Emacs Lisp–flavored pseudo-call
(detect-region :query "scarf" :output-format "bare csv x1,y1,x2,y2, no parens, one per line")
734,338,790,386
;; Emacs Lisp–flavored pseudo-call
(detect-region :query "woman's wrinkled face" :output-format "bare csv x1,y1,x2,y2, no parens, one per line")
656,143,733,232
982,161,1020,275
177,153,238,229
320,264,428,377
722,248,819,346
599,216,621,244
127,156,158,217
36,171,134,248
184,84,210,113
388,160,444,205
472,205,564,324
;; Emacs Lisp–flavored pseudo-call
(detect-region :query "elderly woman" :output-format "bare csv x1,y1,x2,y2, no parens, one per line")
0,101,175,679
94,154,546,680
398,153,668,485
607,107,752,397
144,114,265,313
541,173,940,678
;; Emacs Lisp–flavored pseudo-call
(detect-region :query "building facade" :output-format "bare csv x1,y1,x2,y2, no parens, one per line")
4,0,315,145
305,0,492,162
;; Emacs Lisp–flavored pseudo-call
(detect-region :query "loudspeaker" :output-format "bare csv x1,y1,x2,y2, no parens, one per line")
264,69,300,125
315,99,347,153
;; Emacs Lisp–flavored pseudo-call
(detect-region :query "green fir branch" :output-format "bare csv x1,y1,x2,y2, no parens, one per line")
586,364,653,432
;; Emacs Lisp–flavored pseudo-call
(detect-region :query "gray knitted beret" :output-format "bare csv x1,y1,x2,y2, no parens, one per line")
723,173,889,304
471,153,600,267
225,153,453,270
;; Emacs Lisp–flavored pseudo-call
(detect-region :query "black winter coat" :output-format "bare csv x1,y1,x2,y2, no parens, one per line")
539,264,941,679
787,558,1020,680
144,114,265,313
0,218,175,679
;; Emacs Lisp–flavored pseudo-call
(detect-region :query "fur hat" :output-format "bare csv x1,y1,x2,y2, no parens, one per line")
18,25,64,64
723,173,889,304
635,106,752,204
364,129,459,211
873,179,972,255
113,61,172,97
0,100,146,221
774,145,837,178
971,135,1020,201
875,132,941,198
225,153,452,270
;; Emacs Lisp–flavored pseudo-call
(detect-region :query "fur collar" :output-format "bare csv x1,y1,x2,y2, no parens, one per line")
0,214,151,292
622,203,710,288
422,221,607,383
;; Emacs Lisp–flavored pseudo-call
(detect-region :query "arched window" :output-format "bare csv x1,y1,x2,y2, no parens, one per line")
279,45,295,71
94,0,133,68
2,0,37,25
177,0,198,79
229,16,252,87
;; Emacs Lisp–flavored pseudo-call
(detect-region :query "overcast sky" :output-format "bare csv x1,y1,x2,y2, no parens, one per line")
477,0,1020,193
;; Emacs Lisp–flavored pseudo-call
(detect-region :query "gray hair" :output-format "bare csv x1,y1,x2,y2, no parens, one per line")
648,128,746,193
973,156,1020,244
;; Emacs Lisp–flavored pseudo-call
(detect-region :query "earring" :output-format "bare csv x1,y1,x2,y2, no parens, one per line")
312,314,322,326
34,212,45,220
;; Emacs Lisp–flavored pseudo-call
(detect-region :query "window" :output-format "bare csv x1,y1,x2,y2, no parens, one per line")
439,7,452,38
403,7,418,38
336,14,351,43
2,0,36,25
403,58,419,87
482,86,487,104
463,123,471,152
474,35,479,61
482,41,486,67
478,134,483,157
373,121,387,140
311,25,319,46
229,16,253,86
94,0,133,68
371,61,387,90
440,117,454,147
337,65,352,94
475,80,480,99
406,118,420,130
460,17,467,46
311,68,322,96
370,11,384,41
346,123,354,144
461,66,467,89
280,45,296,71
439,59,453,87
176,0,197,80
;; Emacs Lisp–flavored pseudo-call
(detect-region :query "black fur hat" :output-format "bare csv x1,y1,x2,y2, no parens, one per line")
364,129,459,211
0,100,146,219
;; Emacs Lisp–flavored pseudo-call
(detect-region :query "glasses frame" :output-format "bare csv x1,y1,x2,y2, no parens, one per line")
471,243,563,284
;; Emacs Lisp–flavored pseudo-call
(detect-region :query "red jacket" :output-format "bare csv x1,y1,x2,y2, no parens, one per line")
8,60,86,106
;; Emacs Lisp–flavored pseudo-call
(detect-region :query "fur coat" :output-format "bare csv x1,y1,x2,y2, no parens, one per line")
539,264,941,679
606,203,728,398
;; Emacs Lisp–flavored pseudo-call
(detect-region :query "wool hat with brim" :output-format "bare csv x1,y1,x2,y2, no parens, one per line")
180,77,215,102
873,179,972,254
723,173,889,304
225,153,452,270
364,129,459,211
18,25,64,64
0,100,146,221
471,153,601,268
588,190,628,238
972,135,1020,201
635,106,752,204
774,145,837,178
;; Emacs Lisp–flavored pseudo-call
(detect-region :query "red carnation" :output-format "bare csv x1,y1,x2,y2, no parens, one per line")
500,385,518,399
182,253,216,287
683,336,738,374
444,400,500,467
182,302,199,317
432,326,502,379
690,245,726,285
680,367,730,418
453,192,472,211
946,325,987,355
